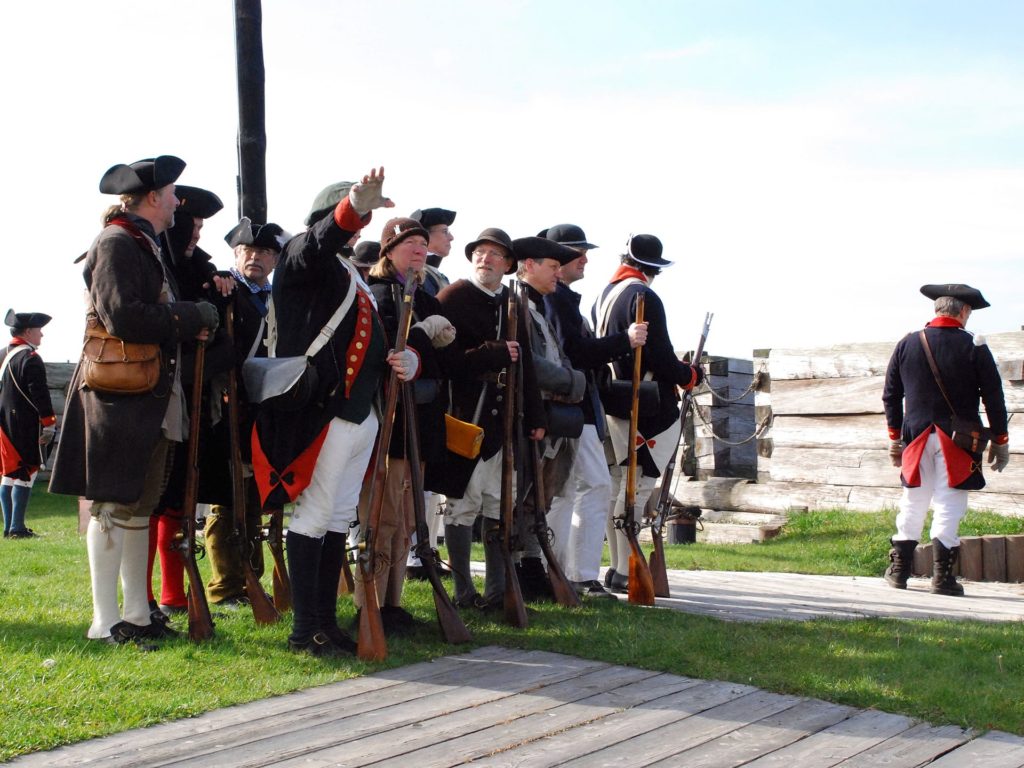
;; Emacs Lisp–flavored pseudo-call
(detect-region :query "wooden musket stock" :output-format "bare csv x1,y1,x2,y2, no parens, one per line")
181,340,215,641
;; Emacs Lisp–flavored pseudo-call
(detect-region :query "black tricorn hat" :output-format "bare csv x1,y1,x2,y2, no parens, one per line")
225,217,287,252
410,207,456,228
352,240,381,267
175,186,224,219
5,309,51,330
625,233,673,268
465,228,516,274
512,236,580,266
305,181,354,226
920,283,991,310
98,155,186,194
544,223,597,250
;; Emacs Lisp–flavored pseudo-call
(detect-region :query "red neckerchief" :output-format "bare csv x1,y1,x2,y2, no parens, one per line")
9,338,30,348
926,316,963,328
610,265,648,284
107,216,160,257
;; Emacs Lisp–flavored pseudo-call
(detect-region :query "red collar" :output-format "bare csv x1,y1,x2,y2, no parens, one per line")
610,265,647,284
926,316,963,328
9,338,30,348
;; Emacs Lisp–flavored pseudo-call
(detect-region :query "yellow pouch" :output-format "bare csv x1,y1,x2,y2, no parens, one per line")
445,414,484,460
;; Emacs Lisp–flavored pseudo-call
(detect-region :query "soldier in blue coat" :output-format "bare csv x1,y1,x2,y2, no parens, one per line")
882,283,1009,596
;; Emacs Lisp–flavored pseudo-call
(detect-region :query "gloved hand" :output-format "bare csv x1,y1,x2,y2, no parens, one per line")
40,424,56,444
387,348,419,382
988,441,1010,472
627,321,648,348
688,364,705,387
413,315,457,348
195,301,220,334
349,167,394,216
889,439,905,467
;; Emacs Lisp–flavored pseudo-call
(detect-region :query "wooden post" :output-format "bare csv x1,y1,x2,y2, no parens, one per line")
234,0,268,223
912,541,932,578
958,536,983,581
1005,535,1024,583
982,535,1007,582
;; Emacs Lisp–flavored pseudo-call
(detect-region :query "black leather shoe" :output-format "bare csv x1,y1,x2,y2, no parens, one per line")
405,565,429,582
320,625,358,654
607,571,629,594
7,528,37,539
289,631,349,657
604,568,617,589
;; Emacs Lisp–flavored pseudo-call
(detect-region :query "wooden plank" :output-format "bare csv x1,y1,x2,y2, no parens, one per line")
28,646,524,768
984,535,1008,582
275,664,666,768
961,537,984,581
912,542,932,578
927,729,1024,767
1007,535,1024,582
395,679,754,768
768,342,896,380
739,709,916,767
771,414,888,449
769,447,902,487
829,722,972,767
555,689,802,767
770,377,885,416
647,699,856,768
162,650,608,768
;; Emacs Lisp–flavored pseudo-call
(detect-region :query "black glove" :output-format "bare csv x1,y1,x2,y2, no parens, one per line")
195,301,220,334
689,364,705,387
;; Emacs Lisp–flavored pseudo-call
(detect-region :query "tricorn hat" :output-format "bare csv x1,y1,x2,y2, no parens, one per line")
305,181,354,226
380,217,430,255
920,283,991,310
98,155,186,194
512,236,580,266
625,234,673,268
175,186,224,219
352,240,381,268
410,207,456,229
543,223,597,250
465,228,517,274
4,309,51,330
225,217,288,252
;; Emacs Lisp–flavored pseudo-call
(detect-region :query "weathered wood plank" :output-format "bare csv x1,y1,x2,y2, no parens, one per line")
771,414,889,449
555,689,802,767
770,377,886,416
739,708,916,767
647,699,856,768
394,679,753,768
770,447,901,487
984,535,1009,582
23,647,524,768
1007,535,1024,582
162,650,606,768
276,665,667,768
830,721,972,767
927,729,1024,767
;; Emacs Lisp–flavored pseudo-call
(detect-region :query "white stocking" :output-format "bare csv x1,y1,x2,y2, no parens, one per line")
86,517,125,639
120,522,153,626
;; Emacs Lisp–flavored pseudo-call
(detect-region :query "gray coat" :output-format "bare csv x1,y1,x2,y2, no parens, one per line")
49,216,207,504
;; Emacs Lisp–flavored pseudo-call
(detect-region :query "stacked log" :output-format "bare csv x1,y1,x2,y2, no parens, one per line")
674,331,1024,517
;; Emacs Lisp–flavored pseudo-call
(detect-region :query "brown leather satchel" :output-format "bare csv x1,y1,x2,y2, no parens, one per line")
81,319,161,394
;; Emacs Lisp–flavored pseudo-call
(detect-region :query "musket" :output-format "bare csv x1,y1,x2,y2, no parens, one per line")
225,304,280,625
500,283,529,628
180,340,215,641
337,549,355,596
516,283,580,608
400,375,472,643
622,294,656,606
648,312,713,598
265,507,291,612
356,270,417,661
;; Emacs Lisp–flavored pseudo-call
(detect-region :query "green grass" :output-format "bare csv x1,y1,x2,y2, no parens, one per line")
2,493,1023,760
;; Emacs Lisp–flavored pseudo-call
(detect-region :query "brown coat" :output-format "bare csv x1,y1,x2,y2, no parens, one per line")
49,216,208,504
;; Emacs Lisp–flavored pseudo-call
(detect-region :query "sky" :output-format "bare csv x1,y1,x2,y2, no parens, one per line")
2,1,1023,363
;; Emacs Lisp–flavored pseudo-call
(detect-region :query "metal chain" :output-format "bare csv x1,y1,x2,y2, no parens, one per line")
690,403,772,447
699,365,767,404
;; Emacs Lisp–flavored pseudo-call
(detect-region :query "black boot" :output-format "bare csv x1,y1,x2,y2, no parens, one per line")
931,538,965,596
883,538,917,589
517,557,553,602
445,523,478,606
315,530,356,654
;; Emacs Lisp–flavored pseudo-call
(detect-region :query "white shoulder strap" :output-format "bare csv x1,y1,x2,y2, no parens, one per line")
596,278,642,337
0,345,30,383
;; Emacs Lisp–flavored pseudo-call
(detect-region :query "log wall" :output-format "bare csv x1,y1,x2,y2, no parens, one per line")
674,332,1024,517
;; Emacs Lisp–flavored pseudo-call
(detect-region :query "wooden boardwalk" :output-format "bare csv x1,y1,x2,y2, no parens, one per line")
12,645,1024,767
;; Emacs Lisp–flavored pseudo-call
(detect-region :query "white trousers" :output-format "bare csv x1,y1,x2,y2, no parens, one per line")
607,465,657,572
444,452,504,526
288,413,378,539
548,424,613,582
895,432,968,549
